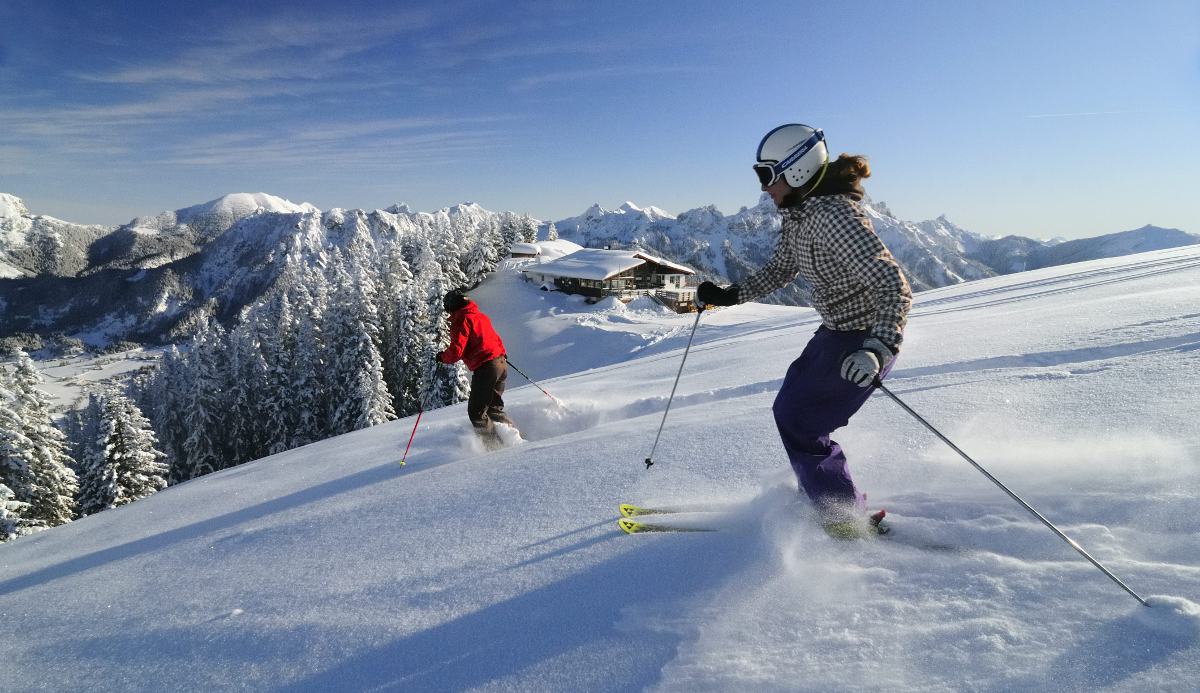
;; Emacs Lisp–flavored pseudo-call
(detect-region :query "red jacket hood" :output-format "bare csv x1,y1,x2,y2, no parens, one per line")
440,300,506,371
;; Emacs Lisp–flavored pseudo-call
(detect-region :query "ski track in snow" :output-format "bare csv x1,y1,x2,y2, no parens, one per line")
3,246,1200,691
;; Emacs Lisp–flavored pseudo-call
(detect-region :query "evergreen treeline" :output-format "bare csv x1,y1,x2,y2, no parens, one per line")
0,206,535,542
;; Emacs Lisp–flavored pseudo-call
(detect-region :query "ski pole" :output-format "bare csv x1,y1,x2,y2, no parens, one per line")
401,375,437,467
644,303,706,469
506,358,560,405
399,409,422,467
872,378,1149,607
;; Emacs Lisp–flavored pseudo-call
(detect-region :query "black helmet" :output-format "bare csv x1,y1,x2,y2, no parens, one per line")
443,289,469,313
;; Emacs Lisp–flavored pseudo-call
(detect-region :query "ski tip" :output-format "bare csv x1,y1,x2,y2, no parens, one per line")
619,503,645,518
618,518,641,534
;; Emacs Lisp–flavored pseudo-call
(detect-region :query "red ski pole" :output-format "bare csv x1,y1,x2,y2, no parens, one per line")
400,410,423,467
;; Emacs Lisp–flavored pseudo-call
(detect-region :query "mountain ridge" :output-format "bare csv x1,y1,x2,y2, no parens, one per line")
1,191,1196,350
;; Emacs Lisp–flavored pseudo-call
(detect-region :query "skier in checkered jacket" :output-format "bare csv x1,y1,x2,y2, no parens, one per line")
698,124,913,538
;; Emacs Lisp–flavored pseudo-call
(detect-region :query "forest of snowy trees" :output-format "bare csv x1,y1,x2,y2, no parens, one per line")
0,205,539,542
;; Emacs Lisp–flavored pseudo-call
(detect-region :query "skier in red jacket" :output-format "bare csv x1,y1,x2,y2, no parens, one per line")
437,290,518,446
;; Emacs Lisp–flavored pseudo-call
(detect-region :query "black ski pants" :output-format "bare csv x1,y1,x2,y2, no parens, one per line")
468,355,514,435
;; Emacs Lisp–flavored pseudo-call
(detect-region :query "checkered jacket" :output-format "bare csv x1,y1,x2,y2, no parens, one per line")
739,194,912,351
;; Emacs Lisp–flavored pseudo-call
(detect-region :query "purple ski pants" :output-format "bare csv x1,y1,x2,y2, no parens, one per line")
772,326,894,518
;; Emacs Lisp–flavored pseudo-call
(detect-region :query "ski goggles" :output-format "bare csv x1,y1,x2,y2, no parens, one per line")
753,129,824,187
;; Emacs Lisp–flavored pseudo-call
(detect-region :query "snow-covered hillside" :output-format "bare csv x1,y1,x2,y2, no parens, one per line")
0,194,532,349
3,245,1200,691
0,193,111,278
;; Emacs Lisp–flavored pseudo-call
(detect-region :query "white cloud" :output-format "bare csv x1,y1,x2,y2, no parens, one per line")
512,65,693,91
76,8,435,86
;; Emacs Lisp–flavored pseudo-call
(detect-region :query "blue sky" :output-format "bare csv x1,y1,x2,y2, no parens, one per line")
1,0,1198,239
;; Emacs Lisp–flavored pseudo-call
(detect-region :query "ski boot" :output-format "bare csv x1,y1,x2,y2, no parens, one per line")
822,509,890,540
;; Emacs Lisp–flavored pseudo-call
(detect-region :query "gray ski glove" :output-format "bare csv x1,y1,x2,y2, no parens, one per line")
840,337,895,387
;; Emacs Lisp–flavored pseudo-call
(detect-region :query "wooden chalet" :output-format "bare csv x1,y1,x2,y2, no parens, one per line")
521,248,699,312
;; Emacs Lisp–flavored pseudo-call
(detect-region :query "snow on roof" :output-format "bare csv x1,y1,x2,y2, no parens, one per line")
631,250,694,275
523,248,695,281
535,239,584,260
510,242,540,255
524,249,644,281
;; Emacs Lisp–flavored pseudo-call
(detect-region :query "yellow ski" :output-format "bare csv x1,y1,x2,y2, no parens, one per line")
618,502,736,518
617,518,718,534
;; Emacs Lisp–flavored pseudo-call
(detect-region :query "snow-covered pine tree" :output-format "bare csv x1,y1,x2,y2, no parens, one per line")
414,243,470,408
498,212,521,258
349,258,396,427
140,346,193,483
463,232,497,284
0,377,42,539
286,272,327,450
402,240,443,411
74,393,116,517
179,320,229,480
485,216,509,270
226,314,272,465
1,483,35,542
546,221,559,241
107,392,168,507
324,253,395,435
59,405,88,479
9,351,78,526
378,239,415,405
253,291,296,458
77,390,168,515
427,214,470,291
518,214,539,243
394,245,434,416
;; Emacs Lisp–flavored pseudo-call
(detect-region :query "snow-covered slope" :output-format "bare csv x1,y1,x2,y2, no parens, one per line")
4,246,1200,691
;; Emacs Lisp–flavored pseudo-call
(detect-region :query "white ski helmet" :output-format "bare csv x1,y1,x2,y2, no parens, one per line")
754,124,828,190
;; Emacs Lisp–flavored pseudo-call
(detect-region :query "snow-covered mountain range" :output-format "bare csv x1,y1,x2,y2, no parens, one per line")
1,191,1196,350
0,193,513,350
550,196,1199,297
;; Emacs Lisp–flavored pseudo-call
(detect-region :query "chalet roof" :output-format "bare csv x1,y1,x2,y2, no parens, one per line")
522,248,695,281
630,250,693,275
510,242,540,255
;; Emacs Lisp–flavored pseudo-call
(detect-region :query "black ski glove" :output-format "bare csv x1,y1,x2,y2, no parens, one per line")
697,281,739,307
